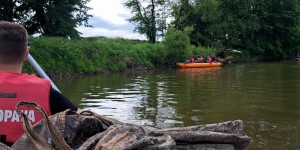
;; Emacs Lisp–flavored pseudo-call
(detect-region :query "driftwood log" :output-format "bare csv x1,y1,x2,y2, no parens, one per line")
148,120,251,150
217,56,233,64
6,102,251,150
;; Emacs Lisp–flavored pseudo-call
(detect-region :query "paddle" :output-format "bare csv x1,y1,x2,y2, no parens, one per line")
27,54,61,93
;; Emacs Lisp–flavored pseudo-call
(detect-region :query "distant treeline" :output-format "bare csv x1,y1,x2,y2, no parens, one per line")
125,0,300,60
175,0,300,60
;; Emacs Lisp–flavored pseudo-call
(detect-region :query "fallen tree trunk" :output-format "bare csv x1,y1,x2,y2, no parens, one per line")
148,120,251,150
217,56,233,64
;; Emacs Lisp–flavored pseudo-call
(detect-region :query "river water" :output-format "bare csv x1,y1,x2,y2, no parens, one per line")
53,61,300,149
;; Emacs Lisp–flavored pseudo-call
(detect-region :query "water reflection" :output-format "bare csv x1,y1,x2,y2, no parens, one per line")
57,72,178,130
53,61,300,149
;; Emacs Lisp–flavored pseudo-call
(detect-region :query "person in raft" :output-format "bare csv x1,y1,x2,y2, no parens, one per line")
294,53,300,60
198,56,204,63
189,57,195,63
212,55,218,62
207,56,212,63
0,21,80,146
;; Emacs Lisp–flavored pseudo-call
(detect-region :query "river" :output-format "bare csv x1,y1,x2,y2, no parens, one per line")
53,61,300,149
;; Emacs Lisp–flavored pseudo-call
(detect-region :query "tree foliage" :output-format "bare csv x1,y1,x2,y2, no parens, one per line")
164,27,193,63
124,0,170,43
0,0,92,38
172,0,300,60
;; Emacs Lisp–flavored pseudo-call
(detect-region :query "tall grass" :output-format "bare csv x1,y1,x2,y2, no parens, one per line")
23,37,162,74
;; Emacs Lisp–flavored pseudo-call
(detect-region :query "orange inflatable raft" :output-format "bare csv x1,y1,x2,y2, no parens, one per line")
176,62,223,68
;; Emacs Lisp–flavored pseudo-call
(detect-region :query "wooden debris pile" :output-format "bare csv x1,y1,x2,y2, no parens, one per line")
2,102,251,150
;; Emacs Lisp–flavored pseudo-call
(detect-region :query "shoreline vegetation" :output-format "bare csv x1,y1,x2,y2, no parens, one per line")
23,28,227,76
22,35,271,76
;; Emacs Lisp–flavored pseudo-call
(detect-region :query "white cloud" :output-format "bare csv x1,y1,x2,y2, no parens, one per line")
78,26,146,40
77,0,170,40
77,0,147,39
87,0,130,26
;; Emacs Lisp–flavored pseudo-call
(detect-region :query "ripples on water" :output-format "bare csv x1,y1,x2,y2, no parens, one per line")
56,61,300,149
77,75,180,130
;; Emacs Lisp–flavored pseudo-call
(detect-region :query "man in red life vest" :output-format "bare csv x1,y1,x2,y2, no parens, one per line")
212,55,217,62
207,56,212,63
0,21,80,145
190,57,195,63
198,56,204,63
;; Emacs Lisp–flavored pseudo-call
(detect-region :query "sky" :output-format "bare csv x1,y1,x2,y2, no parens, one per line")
76,0,147,40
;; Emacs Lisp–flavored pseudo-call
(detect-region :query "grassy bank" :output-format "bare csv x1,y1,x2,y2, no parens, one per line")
23,36,218,75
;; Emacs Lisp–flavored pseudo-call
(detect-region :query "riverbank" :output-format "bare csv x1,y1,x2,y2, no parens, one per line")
24,36,220,76
24,37,159,76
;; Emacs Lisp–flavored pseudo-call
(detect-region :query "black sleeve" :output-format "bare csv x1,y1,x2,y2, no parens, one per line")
49,87,78,114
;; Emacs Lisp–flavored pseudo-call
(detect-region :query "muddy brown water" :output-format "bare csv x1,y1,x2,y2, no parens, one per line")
53,61,300,149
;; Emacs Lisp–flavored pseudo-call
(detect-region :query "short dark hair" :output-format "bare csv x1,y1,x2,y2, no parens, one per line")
0,21,27,65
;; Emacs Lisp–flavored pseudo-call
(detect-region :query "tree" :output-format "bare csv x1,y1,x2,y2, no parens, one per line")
0,0,27,22
124,0,170,43
171,0,223,47
0,0,92,38
0,0,14,22
256,0,300,59
236,0,300,59
172,0,300,60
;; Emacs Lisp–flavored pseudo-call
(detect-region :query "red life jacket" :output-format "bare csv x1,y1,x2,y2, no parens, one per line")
199,57,204,63
207,57,212,62
190,57,194,63
0,72,51,143
213,56,217,62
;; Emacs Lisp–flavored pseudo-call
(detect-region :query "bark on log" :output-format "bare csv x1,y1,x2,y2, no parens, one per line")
0,142,12,150
148,120,251,150
217,56,233,64
94,123,175,150
175,144,235,150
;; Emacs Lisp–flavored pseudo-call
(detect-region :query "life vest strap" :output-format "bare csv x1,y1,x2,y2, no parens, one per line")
0,135,6,143
0,135,13,146
0,93,16,98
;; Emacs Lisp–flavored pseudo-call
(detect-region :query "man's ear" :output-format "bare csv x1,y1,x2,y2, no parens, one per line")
23,49,29,61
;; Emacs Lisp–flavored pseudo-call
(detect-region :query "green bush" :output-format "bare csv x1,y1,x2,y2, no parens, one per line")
163,27,193,63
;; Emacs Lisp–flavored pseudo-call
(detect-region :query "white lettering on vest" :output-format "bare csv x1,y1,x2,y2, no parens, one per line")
28,110,35,122
0,109,35,122
22,110,28,115
0,110,3,122
4,110,12,122
11,110,20,122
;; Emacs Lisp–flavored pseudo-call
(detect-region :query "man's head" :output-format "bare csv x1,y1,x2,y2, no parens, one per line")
0,21,28,65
